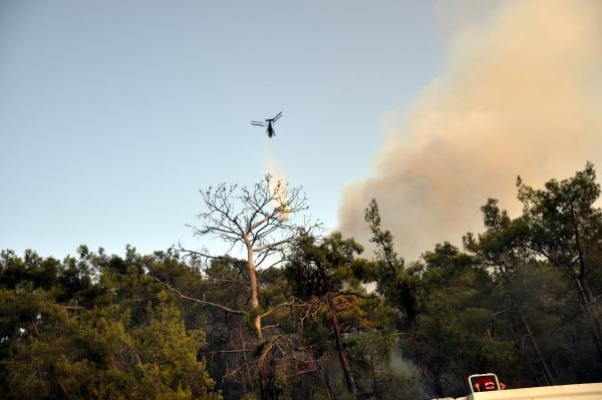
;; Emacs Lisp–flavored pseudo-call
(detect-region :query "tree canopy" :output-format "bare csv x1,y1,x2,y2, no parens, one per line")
2,164,602,399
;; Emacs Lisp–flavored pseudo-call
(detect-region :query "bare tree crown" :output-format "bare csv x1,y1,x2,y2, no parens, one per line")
190,174,320,268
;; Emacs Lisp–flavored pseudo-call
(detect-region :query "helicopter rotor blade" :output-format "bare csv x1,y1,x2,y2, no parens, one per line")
272,111,282,122
251,121,266,126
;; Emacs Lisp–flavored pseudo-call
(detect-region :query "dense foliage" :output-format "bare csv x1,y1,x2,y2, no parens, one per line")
2,165,602,399
0,246,221,399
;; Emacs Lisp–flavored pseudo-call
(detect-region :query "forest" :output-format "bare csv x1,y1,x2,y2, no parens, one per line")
1,163,602,400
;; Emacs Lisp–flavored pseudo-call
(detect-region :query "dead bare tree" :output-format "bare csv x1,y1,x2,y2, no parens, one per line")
157,174,321,399
183,174,320,338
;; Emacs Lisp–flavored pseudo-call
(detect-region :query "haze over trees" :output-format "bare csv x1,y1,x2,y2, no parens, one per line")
2,165,602,399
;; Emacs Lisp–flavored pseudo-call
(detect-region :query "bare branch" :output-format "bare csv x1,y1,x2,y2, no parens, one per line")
201,349,254,356
260,297,313,319
153,277,245,315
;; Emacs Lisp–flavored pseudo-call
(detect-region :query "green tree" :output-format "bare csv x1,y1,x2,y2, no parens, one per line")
415,243,517,398
517,163,602,359
287,232,411,399
361,200,425,394
464,199,557,387
462,164,602,386
0,248,221,399
287,233,365,399
363,199,418,330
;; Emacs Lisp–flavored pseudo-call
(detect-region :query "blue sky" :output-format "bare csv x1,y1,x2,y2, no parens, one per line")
1,1,445,258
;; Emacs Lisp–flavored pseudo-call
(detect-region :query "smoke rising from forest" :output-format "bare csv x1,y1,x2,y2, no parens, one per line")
266,149,290,220
338,0,602,261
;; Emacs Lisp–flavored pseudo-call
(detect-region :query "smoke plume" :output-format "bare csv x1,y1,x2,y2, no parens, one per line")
338,0,602,261
266,148,290,220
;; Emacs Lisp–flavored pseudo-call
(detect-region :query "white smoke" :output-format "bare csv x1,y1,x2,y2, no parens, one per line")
338,0,602,261
266,148,290,220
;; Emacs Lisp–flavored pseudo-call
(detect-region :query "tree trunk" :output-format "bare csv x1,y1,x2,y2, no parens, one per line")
317,261,358,400
326,293,358,399
519,306,556,385
239,321,253,394
259,373,274,400
245,239,274,400
246,242,263,339
570,206,602,359
574,275,602,359
320,367,336,400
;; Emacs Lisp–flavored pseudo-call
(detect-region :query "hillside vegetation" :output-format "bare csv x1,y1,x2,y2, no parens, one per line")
2,164,601,399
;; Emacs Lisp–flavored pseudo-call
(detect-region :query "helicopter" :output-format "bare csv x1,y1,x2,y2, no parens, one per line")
251,111,282,138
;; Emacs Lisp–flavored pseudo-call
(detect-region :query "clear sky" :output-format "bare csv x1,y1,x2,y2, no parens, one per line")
1,1,445,258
